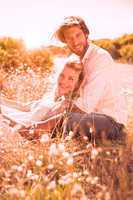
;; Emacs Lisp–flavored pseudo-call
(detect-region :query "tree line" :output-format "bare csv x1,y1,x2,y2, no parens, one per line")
0,34,132,75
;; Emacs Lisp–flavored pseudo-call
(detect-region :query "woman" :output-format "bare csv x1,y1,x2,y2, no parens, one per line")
0,59,83,138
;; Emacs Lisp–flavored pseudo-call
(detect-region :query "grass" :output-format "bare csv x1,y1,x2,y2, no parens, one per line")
0,69,133,200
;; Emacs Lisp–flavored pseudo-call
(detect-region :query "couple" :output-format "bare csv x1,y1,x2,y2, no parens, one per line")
1,16,127,142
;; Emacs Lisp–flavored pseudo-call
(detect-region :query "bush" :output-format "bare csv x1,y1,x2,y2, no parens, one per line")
0,37,29,73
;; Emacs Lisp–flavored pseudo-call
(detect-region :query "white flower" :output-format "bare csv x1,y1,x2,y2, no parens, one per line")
71,183,83,195
89,127,93,133
49,143,58,156
17,166,23,172
27,154,34,161
31,174,39,180
83,170,89,175
69,131,75,138
91,148,99,159
65,135,71,141
8,188,19,196
40,134,49,143
59,160,63,165
58,143,65,152
47,180,56,190
0,130,3,136
19,190,25,198
27,170,32,178
11,165,18,170
67,157,74,165
47,164,54,170
86,143,92,149
58,174,72,185
36,160,42,167
86,176,92,183
29,129,34,134
83,136,88,141
105,192,111,200
91,177,99,185
62,152,70,158
39,155,43,159
106,151,111,155
73,172,79,178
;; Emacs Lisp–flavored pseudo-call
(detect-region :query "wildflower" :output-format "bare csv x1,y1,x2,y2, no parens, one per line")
58,143,65,152
44,176,49,182
69,130,75,138
91,176,99,185
27,154,34,161
11,165,18,170
86,143,92,149
72,184,82,193
49,143,58,156
27,170,32,178
65,135,71,141
91,148,99,159
86,176,92,183
36,160,42,167
47,180,56,190
39,154,43,159
47,164,54,170
59,160,63,165
17,166,23,172
58,174,72,185
83,136,88,141
71,183,87,199
89,127,93,133
19,190,25,198
67,156,74,165
73,172,79,178
105,192,111,200
40,134,49,143
8,187,19,197
0,130,3,136
31,174,39,180
106,151,111,155
83,170,89,175
62,151,70,158
29,129,34,134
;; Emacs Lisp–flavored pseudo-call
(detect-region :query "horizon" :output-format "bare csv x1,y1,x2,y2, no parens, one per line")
0,0,132,49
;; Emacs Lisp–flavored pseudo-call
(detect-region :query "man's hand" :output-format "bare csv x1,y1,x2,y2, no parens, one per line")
43,99,72,120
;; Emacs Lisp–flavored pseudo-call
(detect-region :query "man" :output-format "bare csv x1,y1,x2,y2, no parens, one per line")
52,16,127,141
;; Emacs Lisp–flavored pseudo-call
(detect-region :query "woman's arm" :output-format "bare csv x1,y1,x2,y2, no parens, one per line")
0,95,32,112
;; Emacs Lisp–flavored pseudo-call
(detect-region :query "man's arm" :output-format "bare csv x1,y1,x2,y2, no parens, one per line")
74,71,108,114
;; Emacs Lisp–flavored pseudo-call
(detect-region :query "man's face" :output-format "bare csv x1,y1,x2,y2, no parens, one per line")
63,25,88,57
57,65,80,97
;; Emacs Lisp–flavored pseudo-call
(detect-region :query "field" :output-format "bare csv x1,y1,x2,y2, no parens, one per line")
0,64,133,200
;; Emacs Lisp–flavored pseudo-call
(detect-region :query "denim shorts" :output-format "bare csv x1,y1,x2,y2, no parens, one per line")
62,112,126,142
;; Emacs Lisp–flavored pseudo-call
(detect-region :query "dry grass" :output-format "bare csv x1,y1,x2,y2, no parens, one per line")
0,70,133,200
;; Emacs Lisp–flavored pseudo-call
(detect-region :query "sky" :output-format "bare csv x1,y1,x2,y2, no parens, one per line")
0,0,132,48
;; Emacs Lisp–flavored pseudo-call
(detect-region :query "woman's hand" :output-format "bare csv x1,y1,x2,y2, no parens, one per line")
44,99,72,120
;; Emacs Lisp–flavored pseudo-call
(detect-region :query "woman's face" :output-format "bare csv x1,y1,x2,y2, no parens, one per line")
57,65,80,97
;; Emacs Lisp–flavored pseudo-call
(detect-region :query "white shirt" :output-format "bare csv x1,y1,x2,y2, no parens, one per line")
74,44,128,125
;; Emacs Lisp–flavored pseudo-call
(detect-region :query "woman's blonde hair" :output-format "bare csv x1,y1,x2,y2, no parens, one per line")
55,60,83,101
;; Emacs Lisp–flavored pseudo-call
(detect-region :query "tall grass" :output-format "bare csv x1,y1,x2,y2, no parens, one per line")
0,69,133,200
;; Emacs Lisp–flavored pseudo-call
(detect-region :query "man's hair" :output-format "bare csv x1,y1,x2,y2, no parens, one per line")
54,16,90,43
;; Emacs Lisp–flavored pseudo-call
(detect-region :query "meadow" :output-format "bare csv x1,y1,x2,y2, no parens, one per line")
0,62,133,200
